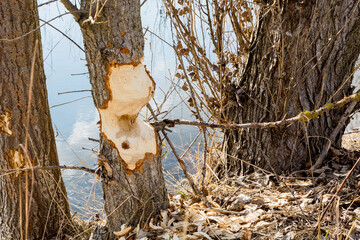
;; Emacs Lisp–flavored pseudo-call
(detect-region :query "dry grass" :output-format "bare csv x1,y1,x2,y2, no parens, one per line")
43,130,360,239
86,171,359,240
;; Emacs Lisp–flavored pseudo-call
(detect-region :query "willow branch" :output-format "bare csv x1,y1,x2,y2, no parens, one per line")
0,165,97,175
151,91,360,130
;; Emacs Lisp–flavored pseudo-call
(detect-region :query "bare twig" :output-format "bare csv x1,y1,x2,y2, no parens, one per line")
140,0,149,7
147,104,202,196
151,91,360,130
177,56,208,194
180,132,201,159
38,0,57,7
24,40,37,152
0,3,85,52
315,156,360,232
88,137,100,143
192,207,246,215
58,90,91,95
60,0,81,22
162,167,188,194
71,72,89,76
80,0,110,25
50,96,91,109
0,165,97,175
143,27,174,49
23,39,38,240
312,101,357,169
19,144,35,240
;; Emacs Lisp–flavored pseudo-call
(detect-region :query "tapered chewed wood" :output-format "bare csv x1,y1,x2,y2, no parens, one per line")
99,63,157,171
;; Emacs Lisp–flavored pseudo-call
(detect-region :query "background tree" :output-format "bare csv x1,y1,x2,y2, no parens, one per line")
223,0,360,175
61,0,169,232
165,0,360,176
0,0,71,239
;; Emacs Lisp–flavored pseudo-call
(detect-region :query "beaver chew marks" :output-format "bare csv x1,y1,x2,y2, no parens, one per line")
0,110,12,135
99,63,156,170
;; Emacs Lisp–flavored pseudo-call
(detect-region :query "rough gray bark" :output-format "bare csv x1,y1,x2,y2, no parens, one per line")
0,0,71,239
63,0,169,233
223,0,360,175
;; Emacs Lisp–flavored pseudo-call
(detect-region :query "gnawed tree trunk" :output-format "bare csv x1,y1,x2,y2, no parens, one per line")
0,0,71,239
223,0,360,175
62,0,169,232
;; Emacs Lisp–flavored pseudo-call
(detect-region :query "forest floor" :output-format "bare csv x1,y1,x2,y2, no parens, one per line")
73,133,360,240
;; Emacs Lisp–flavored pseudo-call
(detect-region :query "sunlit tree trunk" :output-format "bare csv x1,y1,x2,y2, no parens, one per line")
0,0,71,239
223,0,360,175
62,0,169,233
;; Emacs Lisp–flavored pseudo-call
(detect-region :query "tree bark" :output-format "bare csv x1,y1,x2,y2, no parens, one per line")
0,0,71,239
223,0,360,175
66,0,169,232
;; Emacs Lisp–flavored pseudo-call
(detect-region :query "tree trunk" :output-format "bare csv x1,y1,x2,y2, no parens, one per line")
64,0,169,232
223,0,360,175
0,0,71,239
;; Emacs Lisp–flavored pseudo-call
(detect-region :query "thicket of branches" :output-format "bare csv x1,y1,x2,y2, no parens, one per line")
1,0,360,238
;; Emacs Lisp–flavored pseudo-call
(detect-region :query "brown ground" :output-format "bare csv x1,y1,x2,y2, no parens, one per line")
73,134,360,239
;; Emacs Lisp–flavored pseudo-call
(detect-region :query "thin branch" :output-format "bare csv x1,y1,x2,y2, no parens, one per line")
0,165,97,175
58,90,91,95
23,39,37,239
151,91,360,130
71,72,89,76
24,40,38,152
147,104,202,196
143,27,174,49
141,0,149,7
38,0,57,7
50,96,91,109
173,35,209,194
88,137,100,143
312,101,357,169
162,167,188,194
315,155,360,232
60,0,81,22
42,18,85,52
0,4,84,52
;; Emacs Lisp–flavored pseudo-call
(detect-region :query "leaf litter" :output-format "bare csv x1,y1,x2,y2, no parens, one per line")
77,135,360,239
103,167,360,239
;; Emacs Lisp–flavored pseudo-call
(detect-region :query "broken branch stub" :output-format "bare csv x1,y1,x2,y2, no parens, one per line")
99,63,157,171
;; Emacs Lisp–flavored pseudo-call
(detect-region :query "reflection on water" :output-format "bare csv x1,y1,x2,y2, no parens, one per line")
63,172,103,219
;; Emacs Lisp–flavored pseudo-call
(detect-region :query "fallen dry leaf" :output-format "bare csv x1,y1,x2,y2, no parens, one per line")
113,226,133,238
